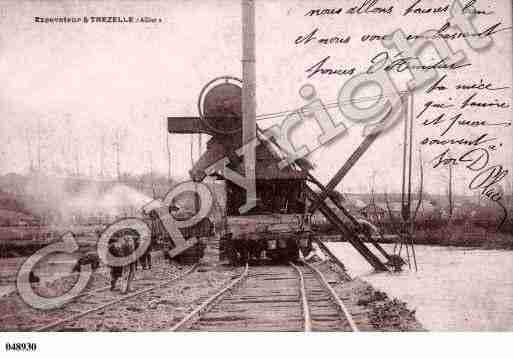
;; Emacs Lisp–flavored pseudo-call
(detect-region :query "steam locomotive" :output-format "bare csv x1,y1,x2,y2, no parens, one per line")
165,77,314,264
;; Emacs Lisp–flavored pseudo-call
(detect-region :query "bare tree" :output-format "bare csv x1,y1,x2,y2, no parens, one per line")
447,156,454,224
73,138,80,176
166,131,171,182
435,151,455,224
384,192,402,237
113,142,120,181
146,149,156,198
24,126,34,173
37,119,42,172
112,127,128,182
65,114,74,176
100,134,106,179
369,169,378,204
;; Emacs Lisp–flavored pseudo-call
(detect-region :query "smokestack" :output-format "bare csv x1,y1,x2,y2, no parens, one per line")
238,0,257,211
242,0,256,148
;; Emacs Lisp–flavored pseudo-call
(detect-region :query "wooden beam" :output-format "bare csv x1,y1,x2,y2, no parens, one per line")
305,186,389,272
167,116,210,135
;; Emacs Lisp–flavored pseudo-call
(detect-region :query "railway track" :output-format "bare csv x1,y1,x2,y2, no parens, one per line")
293,261,359,331
0,264,197,331
0,280,113,323
171,261,358,332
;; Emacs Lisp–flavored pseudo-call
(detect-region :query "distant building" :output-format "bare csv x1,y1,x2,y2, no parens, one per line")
359,203,386,222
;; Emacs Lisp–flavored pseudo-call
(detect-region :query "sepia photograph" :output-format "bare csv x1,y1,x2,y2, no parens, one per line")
0,1,512,354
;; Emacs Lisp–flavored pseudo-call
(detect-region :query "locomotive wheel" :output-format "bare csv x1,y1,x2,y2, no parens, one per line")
174,242,206,265
267,248,299,263
288,250,299,262
221,238,238,265
219,238,227,261
227,246,239,266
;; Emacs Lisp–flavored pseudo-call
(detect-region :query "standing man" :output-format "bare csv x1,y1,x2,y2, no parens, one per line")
139,238,152,270
109,238,123,291
121,233,137,293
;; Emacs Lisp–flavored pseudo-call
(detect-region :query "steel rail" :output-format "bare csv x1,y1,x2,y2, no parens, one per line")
34,264,198,332
303,261,359,332
1,249,171,305
170,262,249,331
1,251,176,322
289,262,312,332
0,283,113,322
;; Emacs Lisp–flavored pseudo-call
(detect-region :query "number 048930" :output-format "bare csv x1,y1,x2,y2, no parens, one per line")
5,343,37,351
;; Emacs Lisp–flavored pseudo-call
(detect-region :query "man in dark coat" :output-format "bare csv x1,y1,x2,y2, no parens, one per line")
72,252,100,273
119,234,137,293
139,236,152,270
109,239,124,291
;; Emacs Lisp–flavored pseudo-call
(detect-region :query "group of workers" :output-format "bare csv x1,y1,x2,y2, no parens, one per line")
109,230,152,293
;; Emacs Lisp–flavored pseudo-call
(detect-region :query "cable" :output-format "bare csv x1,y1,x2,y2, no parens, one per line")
255,90,410,122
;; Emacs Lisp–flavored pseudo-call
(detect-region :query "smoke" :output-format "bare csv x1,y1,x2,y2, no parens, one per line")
66,184,153,218
22,176,153,224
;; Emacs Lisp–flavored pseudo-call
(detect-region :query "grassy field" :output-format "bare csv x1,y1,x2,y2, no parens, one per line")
315,222,513,250
411,225,513,250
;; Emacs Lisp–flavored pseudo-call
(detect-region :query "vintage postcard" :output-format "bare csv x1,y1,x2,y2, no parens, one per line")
0,0,512,351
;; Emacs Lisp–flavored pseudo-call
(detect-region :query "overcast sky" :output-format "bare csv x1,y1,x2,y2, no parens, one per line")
0,0,511,196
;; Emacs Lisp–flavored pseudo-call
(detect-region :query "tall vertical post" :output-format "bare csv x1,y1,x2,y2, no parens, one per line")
401,94,413,224
242,0,256,145
241,0,257,212
400,93,417,271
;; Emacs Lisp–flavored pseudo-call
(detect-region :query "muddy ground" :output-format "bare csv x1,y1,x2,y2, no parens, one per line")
0,242,424,331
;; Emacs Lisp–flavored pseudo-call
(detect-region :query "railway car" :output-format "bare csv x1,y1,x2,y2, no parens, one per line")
216,146,314,264
219,214,313,264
